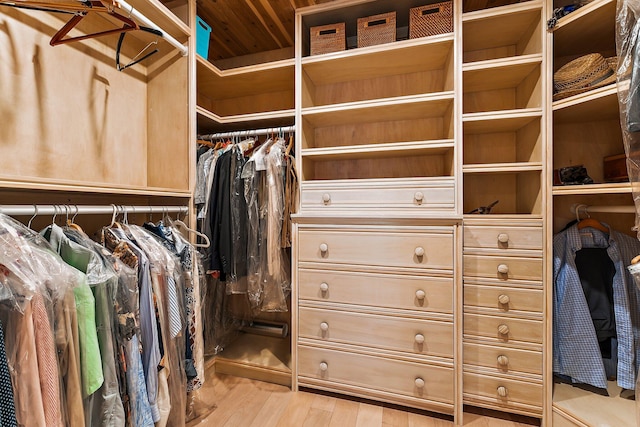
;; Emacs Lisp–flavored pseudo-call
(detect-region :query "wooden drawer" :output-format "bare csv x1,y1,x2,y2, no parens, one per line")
299,228,454,270
298,345,454,404
299,307,453,358
464,225,542,251
299,269,453,314
463,343,542,376
464,284,543,313
463,255,542,282
463,372,543,409
464,313,543,344
300,179,455,213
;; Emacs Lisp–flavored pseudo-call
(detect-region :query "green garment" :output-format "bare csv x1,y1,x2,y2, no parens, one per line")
41,225,104,397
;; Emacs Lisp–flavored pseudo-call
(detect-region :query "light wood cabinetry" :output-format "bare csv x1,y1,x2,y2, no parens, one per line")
461,0,546,420
294,0,460,421
0,0,193,224
549,1,637,426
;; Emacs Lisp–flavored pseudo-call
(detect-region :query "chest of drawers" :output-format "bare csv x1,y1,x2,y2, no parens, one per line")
462,218,544,417
295,221,458,414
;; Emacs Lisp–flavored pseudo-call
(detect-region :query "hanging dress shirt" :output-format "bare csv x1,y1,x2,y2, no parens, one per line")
553,223,640,390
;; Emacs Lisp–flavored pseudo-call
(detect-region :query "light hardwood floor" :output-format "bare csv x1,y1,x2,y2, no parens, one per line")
186,366,540,427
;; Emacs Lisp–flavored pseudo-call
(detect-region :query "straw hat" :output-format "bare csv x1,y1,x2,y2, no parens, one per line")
553,53,617,100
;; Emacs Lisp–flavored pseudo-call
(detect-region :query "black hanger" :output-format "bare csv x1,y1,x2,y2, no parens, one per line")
116,26,162,71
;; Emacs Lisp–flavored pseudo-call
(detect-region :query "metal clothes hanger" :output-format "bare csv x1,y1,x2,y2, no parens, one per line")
116,26,162,71
27,204,38,229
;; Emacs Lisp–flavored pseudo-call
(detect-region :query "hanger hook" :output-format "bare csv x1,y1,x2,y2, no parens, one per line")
110,204,118,227
27,204,38,229
65,205,70,224
52,205,59,225
72,205,79,223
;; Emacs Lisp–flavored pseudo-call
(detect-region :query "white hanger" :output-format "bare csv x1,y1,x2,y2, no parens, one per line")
171,217,210,248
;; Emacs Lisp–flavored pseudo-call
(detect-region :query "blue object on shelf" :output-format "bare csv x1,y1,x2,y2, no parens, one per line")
196,16,212,59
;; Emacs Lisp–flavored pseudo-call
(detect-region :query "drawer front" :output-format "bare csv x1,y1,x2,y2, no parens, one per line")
299,269,453,314
298,345,454,404
463,372,543,409
463,343,543,376
464,313,543,344
299,229,454,270
301,181,455,212
463,255,542,282
299,307,453,358
464,226,542,251
464,284,543,313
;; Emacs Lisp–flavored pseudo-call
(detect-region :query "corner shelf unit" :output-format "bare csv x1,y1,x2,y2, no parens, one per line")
196,55,295,134
549,1,637,426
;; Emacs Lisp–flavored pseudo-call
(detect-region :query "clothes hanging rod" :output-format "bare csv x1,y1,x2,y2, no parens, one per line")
0,204,188,216
115,0,188,56
199,125,296,141
571,203,637,215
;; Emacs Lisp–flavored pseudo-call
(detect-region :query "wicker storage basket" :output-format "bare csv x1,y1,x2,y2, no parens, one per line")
357,12,396,48
409,2,453,39
310,22,346,55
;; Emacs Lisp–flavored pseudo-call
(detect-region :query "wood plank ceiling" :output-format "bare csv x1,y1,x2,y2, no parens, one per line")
195,0,514,61
196,0,336,61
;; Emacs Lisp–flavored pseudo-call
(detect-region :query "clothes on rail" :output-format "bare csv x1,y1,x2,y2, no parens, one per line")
0,212,206,427
197,136,297,309
553,222,640,391
195,135,298,354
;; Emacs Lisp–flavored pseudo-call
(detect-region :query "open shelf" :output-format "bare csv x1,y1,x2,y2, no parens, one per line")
552,0,617,63
302,148,455,181
463,162,542,174
553,381,636,427
214,333,291,387
302,93,454,128
462,2,542,63
196,56,295,118
302,140,454,161
553,84,620,123
463,56,542,114
552,182,632,196
553,111,623,185
301,35,454,108
196,106,295,134
298,0,454,58
464,112,541,166
464,171,542,215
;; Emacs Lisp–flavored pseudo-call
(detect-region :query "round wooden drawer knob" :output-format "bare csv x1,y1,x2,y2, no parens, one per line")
319,362,328,372
322,193,331,204
497,233,509,244
320,322,329,332
414,192,424,202
319,243,328,253
320,282,329,292
497,355,509,366
497,264,509,274
415,247,425,257
415,377,425,388
498,294,511,305
498,324,510,335
497,386,508,397
415,290,426,300
415,334,425,344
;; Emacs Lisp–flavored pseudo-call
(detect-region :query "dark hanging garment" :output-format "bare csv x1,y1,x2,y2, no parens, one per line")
0,319,17,427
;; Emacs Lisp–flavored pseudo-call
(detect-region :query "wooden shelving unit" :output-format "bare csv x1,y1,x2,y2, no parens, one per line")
549,1,638,425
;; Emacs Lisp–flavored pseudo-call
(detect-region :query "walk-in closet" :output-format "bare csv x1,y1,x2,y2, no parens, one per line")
0,0,639,426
